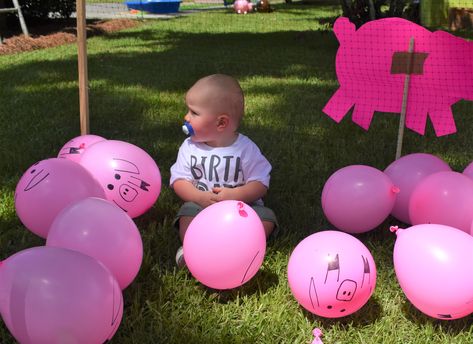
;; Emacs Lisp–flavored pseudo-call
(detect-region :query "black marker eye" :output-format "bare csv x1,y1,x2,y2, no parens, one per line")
115,174,121,180
340,309,346,312
30,169,36,174
327,305,332,309
107,184,114,190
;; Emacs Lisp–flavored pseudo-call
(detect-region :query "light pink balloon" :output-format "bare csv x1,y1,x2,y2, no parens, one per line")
384,153,451,224
57,134,106,163
392,224,473,319
80,140,161,218
14,158,106,238
47,197,143,289
322,165,399,233
0,246,123,343
183,201,266,290
287,230,377,318
409,171,473,234
463,161,473,180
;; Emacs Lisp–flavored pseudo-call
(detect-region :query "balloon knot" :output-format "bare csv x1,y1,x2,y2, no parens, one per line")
237,201,247,217
311,328,323,344
391,186,400,194
389,225,399,233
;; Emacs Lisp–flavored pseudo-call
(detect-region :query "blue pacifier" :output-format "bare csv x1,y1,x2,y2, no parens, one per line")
182,121,195,136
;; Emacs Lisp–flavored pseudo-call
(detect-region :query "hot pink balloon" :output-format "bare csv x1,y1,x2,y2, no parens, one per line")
80,140,161,218
287,230,377,318
47,197,143,289
183,201,266,290
322,165,399,233
409,171,473,234
0,246,123,343
392,224,473,319
14,158,106,238
384,153,451,224
463,161,473,180
57,134,106,163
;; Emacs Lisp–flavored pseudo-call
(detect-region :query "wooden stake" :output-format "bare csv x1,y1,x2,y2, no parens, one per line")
77,0,90,135
395,37,415,160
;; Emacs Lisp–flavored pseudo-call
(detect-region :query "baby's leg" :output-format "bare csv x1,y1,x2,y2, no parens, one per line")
262,221,274,239
179,216,194,242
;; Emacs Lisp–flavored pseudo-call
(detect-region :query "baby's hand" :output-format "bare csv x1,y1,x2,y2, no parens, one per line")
211,187,237,202
197,191,218,208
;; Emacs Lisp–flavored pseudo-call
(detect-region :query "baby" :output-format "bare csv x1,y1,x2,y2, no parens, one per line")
170,74,278,267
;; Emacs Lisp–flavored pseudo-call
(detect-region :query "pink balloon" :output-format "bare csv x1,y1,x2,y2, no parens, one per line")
14,158,106,238
287,230,377,318
183,201,266,290
463,161,473,180
0,246,123,343
384,153,451,224
47,197,143,289
234,0,252,13
57,134,106,163
409,171,473,234
80,140,161,218
392,224,473,319
322,165,399,233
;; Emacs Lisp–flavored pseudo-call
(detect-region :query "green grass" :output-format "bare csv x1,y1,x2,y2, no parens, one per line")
1,2,473,343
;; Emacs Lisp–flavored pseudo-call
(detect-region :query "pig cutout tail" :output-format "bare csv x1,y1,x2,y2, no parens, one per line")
333,17,356,44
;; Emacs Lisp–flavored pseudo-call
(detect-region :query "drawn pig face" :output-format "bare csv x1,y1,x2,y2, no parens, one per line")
80,140,162,218
306,253,374,317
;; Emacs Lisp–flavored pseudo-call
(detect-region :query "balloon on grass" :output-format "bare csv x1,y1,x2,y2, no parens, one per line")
14,158,106,238
47,197,143,289
322,165,399,233
463,161,473,180
57,134,106,163
392,224,473,320
287,230,377,318
0,246,123,343
384,153,451,224
80,140,161,218
183,200,266,290
409,171,473,234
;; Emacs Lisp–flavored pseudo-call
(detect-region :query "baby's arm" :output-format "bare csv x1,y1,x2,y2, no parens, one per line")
212,181,267,204
173,179,217,208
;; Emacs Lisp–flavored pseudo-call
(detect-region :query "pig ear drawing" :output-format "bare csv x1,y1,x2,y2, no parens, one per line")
361,255,371,288
241,250,260,285
309,277,320,310
112,158,140,174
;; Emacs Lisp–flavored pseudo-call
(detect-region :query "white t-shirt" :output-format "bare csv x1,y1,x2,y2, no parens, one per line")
170,134,271,205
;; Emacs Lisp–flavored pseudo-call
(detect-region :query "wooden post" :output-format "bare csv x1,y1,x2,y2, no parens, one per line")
77,0,90,135
395,37,415,160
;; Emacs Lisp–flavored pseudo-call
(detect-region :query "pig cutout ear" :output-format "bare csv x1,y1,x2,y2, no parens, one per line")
112,158,140,175
333,17,356,44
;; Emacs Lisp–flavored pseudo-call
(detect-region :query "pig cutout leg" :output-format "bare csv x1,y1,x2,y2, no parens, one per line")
428,105,457,137
405,104,429,135
322,87,355,123
351,103,375,130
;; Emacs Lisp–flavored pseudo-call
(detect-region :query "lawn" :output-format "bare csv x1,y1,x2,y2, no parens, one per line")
1,1,473,343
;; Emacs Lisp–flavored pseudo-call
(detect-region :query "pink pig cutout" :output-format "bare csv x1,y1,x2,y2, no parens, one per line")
323,17,473,136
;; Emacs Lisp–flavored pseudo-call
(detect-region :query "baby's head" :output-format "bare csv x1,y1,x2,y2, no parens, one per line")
184,74,244,146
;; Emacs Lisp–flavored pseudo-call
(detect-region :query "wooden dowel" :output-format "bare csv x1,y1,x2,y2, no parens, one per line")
395,37,415,160
77,0,90,135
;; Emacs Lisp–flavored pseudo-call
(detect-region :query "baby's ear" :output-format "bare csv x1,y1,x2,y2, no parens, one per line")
217,114,230,130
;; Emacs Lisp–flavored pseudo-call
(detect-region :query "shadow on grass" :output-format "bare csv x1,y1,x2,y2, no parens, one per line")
201,268,280,303
400,300,473,335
